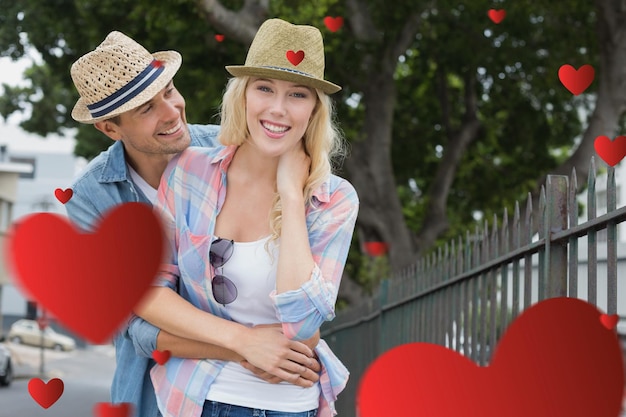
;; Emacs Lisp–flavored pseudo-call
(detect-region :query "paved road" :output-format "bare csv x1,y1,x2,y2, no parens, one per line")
0,342,115,417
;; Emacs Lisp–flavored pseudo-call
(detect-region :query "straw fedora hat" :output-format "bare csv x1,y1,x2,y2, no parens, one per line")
226,19,341,94
70,31,182,124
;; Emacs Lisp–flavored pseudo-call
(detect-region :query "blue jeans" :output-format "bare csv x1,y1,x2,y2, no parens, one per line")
201,401,317,417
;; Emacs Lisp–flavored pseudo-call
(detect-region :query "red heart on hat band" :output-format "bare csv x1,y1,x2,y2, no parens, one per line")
6,202,165,344
286,50,305,66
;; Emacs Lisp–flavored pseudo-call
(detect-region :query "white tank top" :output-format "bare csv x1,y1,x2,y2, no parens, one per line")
206,236,320,412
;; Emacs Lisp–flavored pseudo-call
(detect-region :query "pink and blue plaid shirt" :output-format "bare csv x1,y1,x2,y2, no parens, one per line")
150,144,359,417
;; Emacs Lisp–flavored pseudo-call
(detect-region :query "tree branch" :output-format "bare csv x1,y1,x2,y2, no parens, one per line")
345,0,378,42
436,64,452,138
389,7,430,62
416,73,481,254
195,0,269,44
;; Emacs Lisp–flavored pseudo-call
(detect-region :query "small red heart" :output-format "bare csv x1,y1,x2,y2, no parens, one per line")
357,297,624,417
152,349,171,365
28,377,64,409
94,402,132,417
214,34,225,42
6,202,165,344
363,241,388,256
558,64,595,95
54,188,73,204
601,314,619,330
324,16,344,32
286,50,305,66
487,9,506,24
594,135,626,167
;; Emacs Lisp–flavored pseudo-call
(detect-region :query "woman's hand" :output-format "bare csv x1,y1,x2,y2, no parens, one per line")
277,142,310,199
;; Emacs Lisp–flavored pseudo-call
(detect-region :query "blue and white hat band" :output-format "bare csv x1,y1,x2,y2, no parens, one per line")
87,60,164,118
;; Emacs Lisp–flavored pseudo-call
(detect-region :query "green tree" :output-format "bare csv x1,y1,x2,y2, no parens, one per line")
1,0,624,304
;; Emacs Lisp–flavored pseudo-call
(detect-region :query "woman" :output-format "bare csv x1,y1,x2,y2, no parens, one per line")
136,18,359,417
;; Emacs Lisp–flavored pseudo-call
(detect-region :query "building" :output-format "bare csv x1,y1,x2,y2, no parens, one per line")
0,123,85,334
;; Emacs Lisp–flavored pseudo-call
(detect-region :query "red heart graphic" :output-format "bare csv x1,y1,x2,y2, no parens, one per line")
28,377,64,409
357,297,624,417
363,241,389,256
6,202,165,344
323,16,344,32
487,9,506,24
215,34,225,42
286,50,305,66
94,402,132,417
558,64,595,95
152,349,171,365
54,188,73,204
601,313,619,330
594,135,626,167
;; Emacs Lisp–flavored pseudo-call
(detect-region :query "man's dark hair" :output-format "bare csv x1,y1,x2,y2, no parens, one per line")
107,115,122,125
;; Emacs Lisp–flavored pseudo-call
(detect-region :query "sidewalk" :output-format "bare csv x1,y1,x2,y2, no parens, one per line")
7,342,46,379
6,341,115,380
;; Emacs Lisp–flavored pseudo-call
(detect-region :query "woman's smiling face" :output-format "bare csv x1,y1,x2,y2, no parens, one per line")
244,77,317,157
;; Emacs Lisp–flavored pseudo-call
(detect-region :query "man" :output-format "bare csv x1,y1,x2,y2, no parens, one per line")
65,31,319,417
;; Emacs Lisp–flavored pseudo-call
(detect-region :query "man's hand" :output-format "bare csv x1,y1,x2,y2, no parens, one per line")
240,357,321,385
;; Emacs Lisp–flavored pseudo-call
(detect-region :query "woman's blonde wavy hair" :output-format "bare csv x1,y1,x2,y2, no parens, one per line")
217,76,346,245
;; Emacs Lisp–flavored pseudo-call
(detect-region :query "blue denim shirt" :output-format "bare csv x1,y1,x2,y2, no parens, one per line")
65,124,220,417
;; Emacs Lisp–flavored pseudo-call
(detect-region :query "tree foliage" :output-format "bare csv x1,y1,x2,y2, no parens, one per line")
1,0,623,304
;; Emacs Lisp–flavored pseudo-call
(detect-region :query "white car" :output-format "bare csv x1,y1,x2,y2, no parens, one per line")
0,342,12,387
8,319,76,351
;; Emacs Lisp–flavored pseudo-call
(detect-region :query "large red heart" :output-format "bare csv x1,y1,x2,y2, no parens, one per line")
558,64,595,95
357,297,624,417
6,202,165,344
594,135,626,167
487,9,506,24
28,377,64,409
94,402,132,417
286,50,305,66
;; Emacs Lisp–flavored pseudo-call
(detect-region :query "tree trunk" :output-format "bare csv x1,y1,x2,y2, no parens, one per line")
415,74,481,256
345,71,417,271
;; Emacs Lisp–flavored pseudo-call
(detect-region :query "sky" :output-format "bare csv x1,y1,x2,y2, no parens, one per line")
0,55,29,87
0,55,77,154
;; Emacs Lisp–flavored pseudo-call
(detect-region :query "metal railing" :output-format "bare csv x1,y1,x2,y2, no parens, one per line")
322,157,626,416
